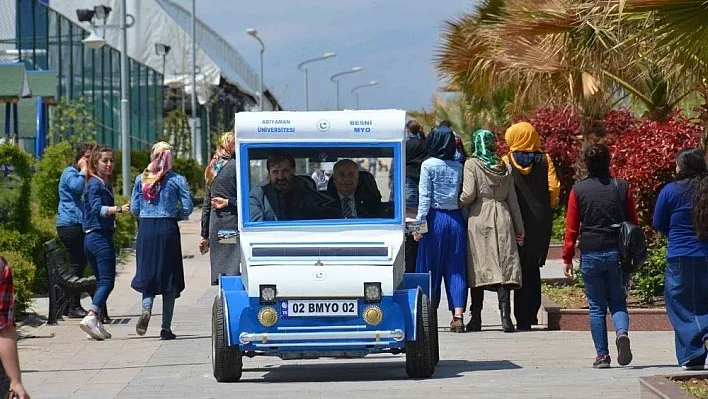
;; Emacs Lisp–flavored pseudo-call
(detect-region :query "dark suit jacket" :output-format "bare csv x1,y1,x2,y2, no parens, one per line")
329,193,386,219
250,177,339,221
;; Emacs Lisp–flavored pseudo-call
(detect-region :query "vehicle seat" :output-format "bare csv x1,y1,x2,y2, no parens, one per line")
297,175,317,191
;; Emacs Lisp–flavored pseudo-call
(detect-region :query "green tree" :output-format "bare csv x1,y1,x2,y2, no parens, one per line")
49,96,97,145
159,109,192,158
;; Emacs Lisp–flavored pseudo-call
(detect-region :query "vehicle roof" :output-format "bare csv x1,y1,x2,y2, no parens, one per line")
234,109,407,141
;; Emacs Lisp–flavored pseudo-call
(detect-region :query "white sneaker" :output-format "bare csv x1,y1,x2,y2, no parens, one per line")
80,314,105,340
97,322,112,339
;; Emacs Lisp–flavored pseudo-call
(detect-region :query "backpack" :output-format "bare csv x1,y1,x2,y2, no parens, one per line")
612,179,647,273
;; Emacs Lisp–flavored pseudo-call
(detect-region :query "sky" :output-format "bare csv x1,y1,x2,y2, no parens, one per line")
173,0,476,112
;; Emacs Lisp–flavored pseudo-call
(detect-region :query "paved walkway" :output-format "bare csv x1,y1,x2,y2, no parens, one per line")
17,211,683,398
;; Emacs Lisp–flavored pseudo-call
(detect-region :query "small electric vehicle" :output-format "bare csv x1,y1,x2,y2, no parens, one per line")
212,110,438,382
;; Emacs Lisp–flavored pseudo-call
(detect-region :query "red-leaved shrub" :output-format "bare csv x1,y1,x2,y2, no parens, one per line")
502,106,700,224
610,110,701,226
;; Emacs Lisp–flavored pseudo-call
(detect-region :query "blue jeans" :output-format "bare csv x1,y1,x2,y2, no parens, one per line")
405,177,419,208
580,249,629,357
142,291,176,331
665,256,708,365
84,230,116,314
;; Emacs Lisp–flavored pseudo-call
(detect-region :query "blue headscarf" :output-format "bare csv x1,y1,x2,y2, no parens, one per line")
427,127,456,161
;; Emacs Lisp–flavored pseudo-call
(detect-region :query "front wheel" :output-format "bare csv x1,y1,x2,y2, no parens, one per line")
405,292,435,378
212,295,243,382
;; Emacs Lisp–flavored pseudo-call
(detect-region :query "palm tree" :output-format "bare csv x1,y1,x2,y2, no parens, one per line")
616,0,708,150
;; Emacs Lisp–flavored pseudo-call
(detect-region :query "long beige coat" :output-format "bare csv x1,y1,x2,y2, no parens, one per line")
459,158,525,289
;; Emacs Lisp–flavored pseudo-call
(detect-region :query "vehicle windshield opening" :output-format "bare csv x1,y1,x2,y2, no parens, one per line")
243,144,399,224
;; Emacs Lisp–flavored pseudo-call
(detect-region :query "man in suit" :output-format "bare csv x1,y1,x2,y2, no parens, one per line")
250,153,336,221
329,159,385,219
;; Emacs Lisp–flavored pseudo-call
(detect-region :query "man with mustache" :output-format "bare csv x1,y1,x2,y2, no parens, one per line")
250,153,336,221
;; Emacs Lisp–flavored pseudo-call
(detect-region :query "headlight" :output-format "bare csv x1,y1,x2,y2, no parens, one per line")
364,282,382,303
259,284,277,305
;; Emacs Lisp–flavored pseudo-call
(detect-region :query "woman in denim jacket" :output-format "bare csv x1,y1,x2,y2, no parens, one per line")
80,146,131,340
56,142,92,318
412,127,467,332
131,142,194,340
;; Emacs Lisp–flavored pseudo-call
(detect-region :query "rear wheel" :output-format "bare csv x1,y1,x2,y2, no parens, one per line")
430,305,439,365
212,296,242,382
405,292,435,378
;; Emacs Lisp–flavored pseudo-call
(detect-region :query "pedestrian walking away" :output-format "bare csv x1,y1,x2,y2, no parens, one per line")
413,127,467,332
131,142,193,340
653,147,708,370
503,122,560,330
460,129,525,334
563,143,636,368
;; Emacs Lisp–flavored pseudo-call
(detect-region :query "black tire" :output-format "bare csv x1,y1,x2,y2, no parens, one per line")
405,292,435,378
430,305,440,365
212,295,243,382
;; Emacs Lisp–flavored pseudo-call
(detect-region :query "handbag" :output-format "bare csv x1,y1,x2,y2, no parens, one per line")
612,179,647,273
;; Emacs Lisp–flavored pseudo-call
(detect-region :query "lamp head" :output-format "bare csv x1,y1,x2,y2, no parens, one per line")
155,43,171,56
82,30,106,49
246,28,258,37
76,9,96,23
323,52,336,58
369,80,378,86
352,67,363,72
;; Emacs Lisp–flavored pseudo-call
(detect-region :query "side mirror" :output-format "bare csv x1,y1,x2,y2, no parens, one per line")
405,219,428,234
217,229,239,244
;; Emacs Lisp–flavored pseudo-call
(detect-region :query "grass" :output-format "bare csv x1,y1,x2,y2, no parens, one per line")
673,377,708,399
541,282,588,309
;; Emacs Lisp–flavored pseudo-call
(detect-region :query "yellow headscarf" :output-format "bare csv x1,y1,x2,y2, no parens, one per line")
505,122,542,153
503,122,561,208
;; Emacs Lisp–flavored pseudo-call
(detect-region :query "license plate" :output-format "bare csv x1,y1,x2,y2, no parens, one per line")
281,299,358,317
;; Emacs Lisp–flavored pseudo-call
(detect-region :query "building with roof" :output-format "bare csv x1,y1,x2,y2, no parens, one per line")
0,0,281,163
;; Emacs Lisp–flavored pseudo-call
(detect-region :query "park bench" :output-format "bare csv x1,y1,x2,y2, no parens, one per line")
43,240,97,325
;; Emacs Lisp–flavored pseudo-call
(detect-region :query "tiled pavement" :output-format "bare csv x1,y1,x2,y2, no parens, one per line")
16,210,683,398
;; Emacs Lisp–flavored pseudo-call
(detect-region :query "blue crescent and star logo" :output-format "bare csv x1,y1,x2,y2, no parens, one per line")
316,119,330,132
313,271,327,281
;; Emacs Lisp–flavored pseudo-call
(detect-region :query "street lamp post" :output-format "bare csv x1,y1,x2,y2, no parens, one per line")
246,28,265,111
350,80,379,109
190,0,200,163
330,67,363,110
77,3,135,196
297,52,336,111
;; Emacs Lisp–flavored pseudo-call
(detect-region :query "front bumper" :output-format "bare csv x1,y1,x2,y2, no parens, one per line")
239,328,405,347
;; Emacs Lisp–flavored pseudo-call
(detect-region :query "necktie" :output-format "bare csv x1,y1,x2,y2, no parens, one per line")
341,196,353,219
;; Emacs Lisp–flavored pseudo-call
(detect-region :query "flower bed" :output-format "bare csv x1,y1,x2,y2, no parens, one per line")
541,281,672,331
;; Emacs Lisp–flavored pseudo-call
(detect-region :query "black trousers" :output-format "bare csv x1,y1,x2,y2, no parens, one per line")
56,224,87,306
404,234,418,274
514,267,542,327
469,284,512,311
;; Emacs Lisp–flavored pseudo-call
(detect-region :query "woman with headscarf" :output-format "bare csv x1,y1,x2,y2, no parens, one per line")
130,142,193,340
503,122,561,330
412,128,467,332
200,131,240,285
460,129,525,333
402,120,429,273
